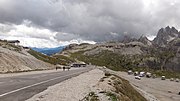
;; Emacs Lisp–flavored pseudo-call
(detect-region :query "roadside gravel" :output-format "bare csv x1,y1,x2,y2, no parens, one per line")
0,68,79,78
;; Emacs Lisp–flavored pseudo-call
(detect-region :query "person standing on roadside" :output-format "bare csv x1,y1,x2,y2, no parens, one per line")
63,67,65,71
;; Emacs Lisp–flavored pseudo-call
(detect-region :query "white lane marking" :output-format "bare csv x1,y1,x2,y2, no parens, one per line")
0,71,86,97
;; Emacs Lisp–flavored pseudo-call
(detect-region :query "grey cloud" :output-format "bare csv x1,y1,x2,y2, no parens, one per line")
0,0,179,42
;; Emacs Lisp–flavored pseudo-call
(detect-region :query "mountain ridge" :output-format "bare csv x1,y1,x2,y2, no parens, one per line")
57,26,180,73
153,26,180,47
32,46,65,56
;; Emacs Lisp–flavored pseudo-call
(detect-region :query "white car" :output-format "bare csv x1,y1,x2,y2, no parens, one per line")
170,78,174,81
161,76,166,80
139,72,145,77
128,70,133,75
135,76,141,80
175,78,179,82
134,71,139,76
146,72,152,78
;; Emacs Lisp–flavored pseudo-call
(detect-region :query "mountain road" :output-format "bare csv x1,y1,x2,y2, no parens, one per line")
0,67,92,101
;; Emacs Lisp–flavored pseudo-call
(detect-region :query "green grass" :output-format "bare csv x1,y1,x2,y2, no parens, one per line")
70,49,180,78
112,75,147,101
53,54,75,64
154,70,180,79
102,75,147,101
28,49,74,65
106,92,118,101
71,50,141,71
81,92,99,101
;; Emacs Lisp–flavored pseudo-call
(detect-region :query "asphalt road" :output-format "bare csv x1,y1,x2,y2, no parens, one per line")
0,67,91,101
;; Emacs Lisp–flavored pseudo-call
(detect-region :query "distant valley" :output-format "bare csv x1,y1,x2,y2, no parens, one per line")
32,46,65,56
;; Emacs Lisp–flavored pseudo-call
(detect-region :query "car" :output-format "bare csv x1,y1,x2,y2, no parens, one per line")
139,72,145,77
146,72,152,78
170,78,174,81
134,71,139,76
139,74,144,77
135,76,141,80
128,70,133,75
161,76,166,80
175,78,179,82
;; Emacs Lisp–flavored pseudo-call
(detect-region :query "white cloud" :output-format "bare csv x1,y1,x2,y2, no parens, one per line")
0,36,96,48
7,20,57,39
0,0,180,47
0,22,96,48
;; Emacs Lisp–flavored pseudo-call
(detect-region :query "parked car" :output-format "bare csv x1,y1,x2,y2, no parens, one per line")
175,78,179,82
128,70,133,75
161,76,166,80
170,78,174,81
139,72,145,77
135,76,141,80
146,72,152,78
134,71,139,76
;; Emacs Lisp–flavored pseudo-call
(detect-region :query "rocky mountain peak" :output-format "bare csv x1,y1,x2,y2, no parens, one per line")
121,35,138,43
153,26,180,47
138,36,152,46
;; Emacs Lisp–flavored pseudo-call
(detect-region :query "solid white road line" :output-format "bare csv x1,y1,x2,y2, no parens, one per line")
0,71,85,97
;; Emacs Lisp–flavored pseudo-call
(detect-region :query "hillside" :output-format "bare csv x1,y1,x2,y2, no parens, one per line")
28,49,74,65
58,26,180,78
31,46,65,56
0,40,54,73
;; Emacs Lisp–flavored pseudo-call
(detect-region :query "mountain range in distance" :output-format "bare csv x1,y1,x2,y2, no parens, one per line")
31,46,65,56
32,26,180,56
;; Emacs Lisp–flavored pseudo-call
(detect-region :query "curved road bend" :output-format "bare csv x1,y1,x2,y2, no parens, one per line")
0,67,92,101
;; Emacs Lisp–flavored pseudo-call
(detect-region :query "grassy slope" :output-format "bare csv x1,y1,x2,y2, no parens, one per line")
70,50,180,78
28,49,74,65
71,50,142,71
113,75,147,101
100,73,147,101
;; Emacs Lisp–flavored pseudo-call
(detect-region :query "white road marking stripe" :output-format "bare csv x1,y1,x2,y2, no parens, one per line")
0,71,85,97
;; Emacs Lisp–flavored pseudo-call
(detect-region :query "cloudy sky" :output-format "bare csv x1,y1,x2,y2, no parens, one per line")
0,0,179,48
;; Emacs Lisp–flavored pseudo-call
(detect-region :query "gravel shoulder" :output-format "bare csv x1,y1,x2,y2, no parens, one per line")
0,68,79,78
26,69,104,101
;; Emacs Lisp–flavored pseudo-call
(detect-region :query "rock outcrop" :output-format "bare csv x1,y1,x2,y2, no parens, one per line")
138,36,152,46
153,26,180,47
